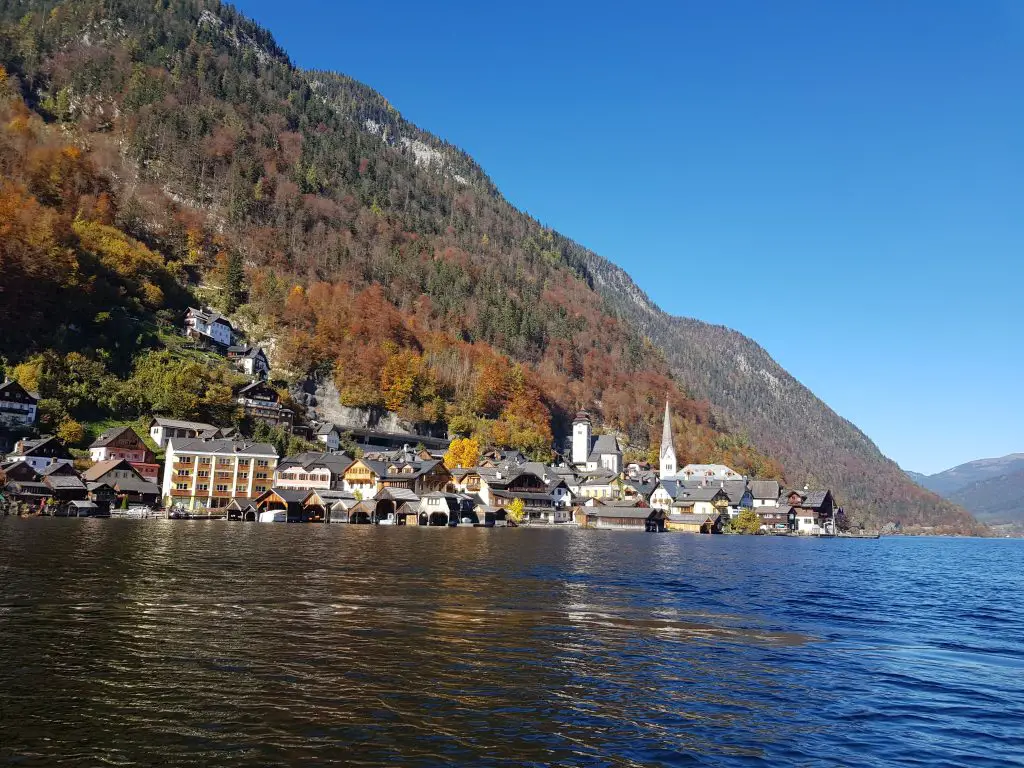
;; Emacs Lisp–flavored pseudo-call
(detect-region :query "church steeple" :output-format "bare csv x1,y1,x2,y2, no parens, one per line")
660,399,677,478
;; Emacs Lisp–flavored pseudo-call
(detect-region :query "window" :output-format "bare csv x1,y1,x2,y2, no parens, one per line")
197,484,208,492
253,485,267,494
215,484,229,492
238,473,248,480
197,470,209,478
178,470,191,477
175,483,189,491
256,472,268,480
179,456,194,464
257,460,269,467
236,486,246,493
199,457,211,465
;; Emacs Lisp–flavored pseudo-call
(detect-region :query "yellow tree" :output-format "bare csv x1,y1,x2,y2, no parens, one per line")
506,497,526,524
443,437,480,470
732,508,762,535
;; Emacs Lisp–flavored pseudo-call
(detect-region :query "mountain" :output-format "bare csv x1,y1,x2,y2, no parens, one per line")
910,454,1024,496
0,0,982,533
908,455,1024,527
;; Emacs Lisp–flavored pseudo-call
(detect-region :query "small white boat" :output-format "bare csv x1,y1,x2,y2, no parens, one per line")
258,510,286,523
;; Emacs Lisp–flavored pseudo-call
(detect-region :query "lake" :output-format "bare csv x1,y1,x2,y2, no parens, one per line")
1,520,1022,766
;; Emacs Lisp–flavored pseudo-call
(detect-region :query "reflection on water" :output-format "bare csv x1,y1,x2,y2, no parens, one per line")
1,520,1023,766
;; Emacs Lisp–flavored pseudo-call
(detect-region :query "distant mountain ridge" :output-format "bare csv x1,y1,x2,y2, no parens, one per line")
909,454,1024,526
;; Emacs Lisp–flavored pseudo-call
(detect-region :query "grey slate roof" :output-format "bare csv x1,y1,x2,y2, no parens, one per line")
277,452,352,475
44,474,86,490
750,480,781,500
587,434,622,462
585,507,655,519
377,487,420,502
722,480,749,505
668,512,719,524
168,438,277,457
267,488,314,504
673,486,728,503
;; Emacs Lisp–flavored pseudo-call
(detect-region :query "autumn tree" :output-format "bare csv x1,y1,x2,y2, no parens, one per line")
443,437,480,470
506,497,526,525
731,508,762,535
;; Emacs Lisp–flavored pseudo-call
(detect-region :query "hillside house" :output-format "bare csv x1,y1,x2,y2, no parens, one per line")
149,417,223,449
185,307,234,347
226,345,270,379
315,423,342,451
235,381,294,431
162,438,277,511
0,380,38,428
88,426,159,481
9,436,74,473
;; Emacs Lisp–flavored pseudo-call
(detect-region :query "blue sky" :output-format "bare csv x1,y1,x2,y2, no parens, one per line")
234,0,1023,475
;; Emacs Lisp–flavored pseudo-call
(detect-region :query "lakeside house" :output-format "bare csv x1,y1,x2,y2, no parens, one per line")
274,452,352,491
162,438,277,511
82,459,161,507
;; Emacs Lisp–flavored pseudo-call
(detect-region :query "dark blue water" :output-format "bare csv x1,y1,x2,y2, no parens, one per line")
1,520,1022,766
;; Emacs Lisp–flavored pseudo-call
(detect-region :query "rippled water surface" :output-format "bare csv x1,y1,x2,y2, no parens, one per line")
1,520,1023,766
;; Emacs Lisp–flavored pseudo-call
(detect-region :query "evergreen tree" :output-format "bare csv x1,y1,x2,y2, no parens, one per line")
225,252,245,313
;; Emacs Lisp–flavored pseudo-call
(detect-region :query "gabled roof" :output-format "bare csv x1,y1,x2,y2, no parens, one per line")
721,480,749,505
112,478,160,495
316,422,339,436
81,459,140,483
89,425,145,449
187,306,233,328
0,379,37,402
15,436,72,458
261,487,314,504
376,487,420,502
585,506,658,519
668,512,721,524
44,474,86,490
39,462,77,477
0,459,40,480
673,486,729,503
750,480,781,500
277,452,352,475
237,380,277,397
587,434,622,461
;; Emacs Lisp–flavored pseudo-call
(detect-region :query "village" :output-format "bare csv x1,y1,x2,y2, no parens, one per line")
0,308,841,535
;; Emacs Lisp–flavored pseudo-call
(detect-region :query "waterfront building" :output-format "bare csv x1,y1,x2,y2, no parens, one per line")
571,410,623,473
82,459,161,506
162,438,277,510
274,452,352,491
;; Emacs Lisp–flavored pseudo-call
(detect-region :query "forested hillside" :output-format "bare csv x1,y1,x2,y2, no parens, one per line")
0,0,980,532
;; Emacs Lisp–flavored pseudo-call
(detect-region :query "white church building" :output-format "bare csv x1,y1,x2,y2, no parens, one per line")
571,410,623,474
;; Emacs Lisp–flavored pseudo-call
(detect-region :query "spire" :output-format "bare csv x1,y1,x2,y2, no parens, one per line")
660,399,677,478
